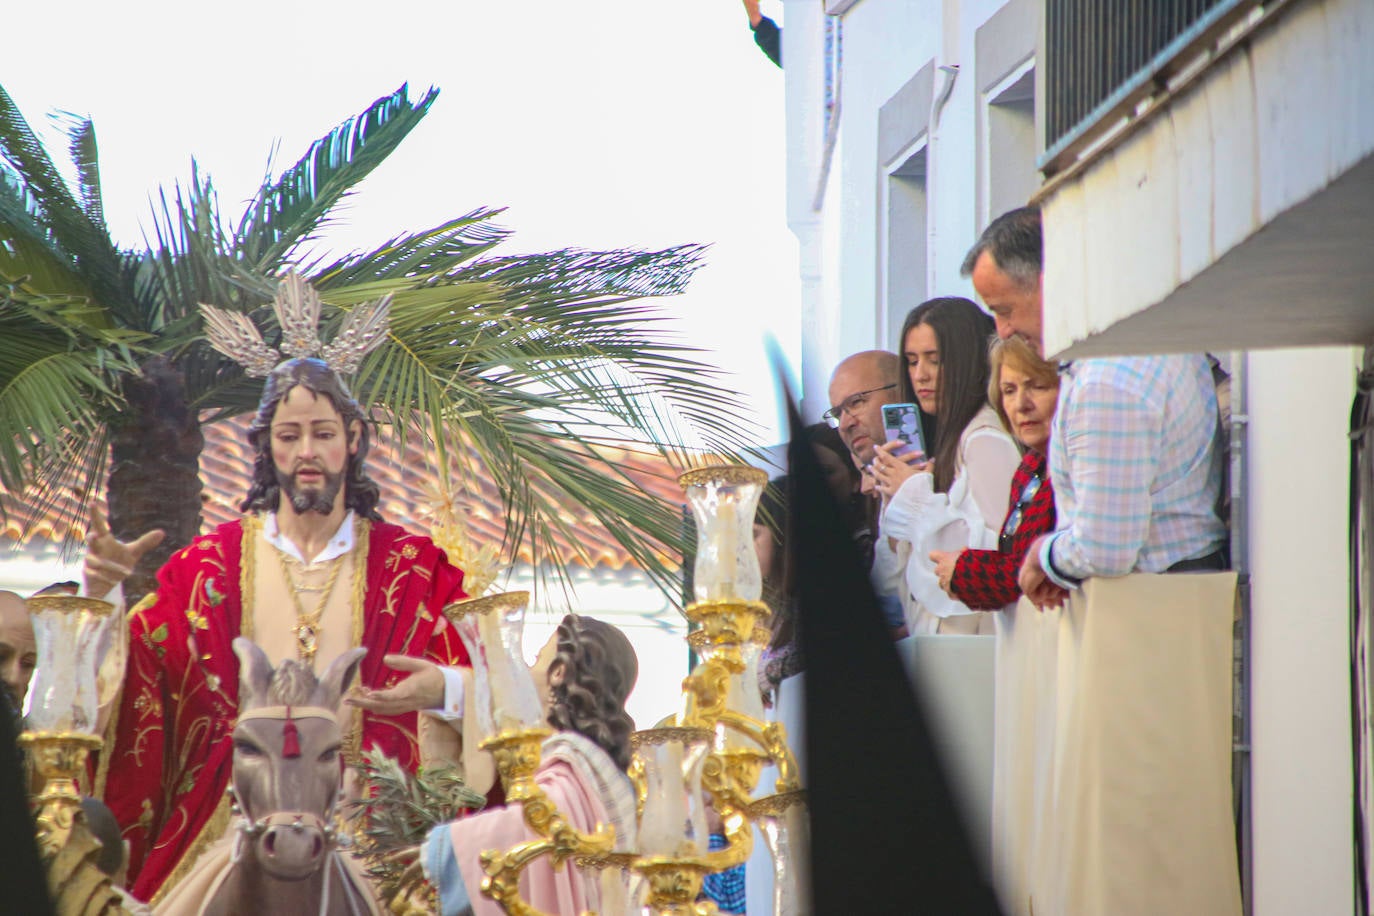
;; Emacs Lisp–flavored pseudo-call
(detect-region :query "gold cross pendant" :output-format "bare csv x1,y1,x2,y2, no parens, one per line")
294,621,320,668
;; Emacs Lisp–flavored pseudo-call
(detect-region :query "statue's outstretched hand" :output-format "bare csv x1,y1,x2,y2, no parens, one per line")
347,654,445,716
83,513,166,599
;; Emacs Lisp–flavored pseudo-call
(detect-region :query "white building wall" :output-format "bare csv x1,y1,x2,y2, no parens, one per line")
788,0,1036,415
1247,346,1359,916
785,3,1371,913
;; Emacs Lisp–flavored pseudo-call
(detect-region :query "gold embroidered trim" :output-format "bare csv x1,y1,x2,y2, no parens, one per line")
149,794,231,907
345,518,370,768
95,591,159,802
241,515,261,641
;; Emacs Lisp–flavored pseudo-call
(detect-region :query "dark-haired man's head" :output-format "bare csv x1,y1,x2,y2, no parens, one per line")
241,358,383,520
962,206,1044,353
30,581,79,598
0,591,35,715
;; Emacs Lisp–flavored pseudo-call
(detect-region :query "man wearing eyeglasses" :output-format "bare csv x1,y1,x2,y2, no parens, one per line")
826,351,909,638
824,351,903,468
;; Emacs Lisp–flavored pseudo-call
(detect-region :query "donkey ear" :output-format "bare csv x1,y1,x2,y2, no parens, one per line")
314,647,368,710
233,637,273,707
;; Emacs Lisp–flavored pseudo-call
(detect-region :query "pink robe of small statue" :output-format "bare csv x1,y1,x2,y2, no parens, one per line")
425,732,637,916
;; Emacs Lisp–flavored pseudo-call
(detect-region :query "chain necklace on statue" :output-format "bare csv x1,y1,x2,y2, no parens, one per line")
277,550,346,669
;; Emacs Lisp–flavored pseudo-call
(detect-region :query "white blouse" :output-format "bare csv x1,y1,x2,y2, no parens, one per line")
881,405,1020,632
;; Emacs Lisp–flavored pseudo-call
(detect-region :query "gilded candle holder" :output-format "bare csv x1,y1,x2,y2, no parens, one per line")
679,466,769,606
630,727,718,914
445,593,615,916
21,595,134,915
19,732,104,858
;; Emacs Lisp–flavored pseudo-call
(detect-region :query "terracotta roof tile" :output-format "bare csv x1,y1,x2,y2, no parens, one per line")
3,416,690,573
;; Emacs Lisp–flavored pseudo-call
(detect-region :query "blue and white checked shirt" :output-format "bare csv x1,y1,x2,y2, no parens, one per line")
1040,354,1226,589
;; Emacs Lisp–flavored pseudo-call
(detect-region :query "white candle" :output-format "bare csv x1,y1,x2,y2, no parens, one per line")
716,493,737,600
640,739,690,855
477,609,516,729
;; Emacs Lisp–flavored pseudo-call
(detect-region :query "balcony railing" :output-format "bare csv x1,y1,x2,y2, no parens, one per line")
1041,0,1266,178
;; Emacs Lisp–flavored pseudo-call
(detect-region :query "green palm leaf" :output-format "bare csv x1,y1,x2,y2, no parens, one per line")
329,267,753,599
61,113,106,231
0,169,96,299
0,87,125,312
0,79,758,606
0,292,135,495
311,209,511,286
234,84,439,271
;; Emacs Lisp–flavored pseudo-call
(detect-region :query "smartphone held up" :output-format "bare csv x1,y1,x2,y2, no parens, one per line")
881,402,924,459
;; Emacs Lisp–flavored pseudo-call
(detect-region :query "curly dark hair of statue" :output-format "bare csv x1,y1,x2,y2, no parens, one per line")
240,357,383,520
546,615,638,772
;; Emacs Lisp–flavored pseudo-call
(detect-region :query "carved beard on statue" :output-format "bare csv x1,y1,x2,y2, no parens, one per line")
275,465,345,515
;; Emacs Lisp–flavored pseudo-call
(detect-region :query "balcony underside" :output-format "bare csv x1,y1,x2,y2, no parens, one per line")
1039,0,1374,359
1052,151,1374,359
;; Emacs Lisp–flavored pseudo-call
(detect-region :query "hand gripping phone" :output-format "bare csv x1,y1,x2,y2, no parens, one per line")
881,402,924,458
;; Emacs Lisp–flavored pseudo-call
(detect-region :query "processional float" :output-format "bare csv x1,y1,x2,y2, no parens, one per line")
22,465,808,915
403,465,810,915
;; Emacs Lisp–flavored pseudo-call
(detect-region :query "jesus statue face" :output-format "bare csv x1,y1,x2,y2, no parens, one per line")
269,385,361,516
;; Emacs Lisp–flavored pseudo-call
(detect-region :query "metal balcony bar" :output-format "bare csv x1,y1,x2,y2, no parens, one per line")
1040,0,1265,178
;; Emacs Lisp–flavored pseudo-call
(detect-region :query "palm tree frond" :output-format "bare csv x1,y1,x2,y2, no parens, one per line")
0,88,124,306
234,84,439,271
472,244,707,301
58,111,106,230
312,209,512,287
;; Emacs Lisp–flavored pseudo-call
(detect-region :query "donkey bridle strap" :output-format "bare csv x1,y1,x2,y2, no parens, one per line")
235,705,338,725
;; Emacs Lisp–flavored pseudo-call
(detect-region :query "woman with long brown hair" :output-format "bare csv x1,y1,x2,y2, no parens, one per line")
871,296,1020,634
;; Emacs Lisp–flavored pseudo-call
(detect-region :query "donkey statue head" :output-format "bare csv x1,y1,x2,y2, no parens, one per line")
229,637,366,882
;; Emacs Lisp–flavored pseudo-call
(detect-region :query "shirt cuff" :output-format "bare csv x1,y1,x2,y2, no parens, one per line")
1040,533,1082,591
80,580,124,608
880,472,935,543
423,666,466,723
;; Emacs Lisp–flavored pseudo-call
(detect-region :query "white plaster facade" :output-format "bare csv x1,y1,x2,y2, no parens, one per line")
783,0,1371,912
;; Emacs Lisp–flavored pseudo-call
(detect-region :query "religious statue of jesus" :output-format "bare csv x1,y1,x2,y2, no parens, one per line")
85,276,479,906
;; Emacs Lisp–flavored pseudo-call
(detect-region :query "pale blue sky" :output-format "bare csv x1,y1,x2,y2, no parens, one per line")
4,0,799,445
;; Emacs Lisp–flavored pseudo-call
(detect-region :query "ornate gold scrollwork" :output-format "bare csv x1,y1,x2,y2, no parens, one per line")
19,732,134,915
477,727,616,916
684,600,770,648
634,856,721,914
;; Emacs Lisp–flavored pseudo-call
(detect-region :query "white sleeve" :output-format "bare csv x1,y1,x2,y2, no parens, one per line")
961,431,1022,535
92,582,128,737
869,531,905,599
80,580,125,609
880,472,942,545
421,665,467,724
895,432,1019,619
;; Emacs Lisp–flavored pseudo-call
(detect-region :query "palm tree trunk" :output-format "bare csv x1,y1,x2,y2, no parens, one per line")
106,356,205,603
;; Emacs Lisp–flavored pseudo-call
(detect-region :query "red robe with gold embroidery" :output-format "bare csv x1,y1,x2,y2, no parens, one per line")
99,517,470,903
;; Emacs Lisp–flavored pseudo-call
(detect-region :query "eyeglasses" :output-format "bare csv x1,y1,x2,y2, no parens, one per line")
822,384,897,428
998,473,1043,553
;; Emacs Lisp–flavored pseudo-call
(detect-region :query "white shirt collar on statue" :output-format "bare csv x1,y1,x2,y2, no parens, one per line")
264,510,357,565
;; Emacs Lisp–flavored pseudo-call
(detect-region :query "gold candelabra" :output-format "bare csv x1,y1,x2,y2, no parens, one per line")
477,725,617,916
443,592,619,916
21,596,135,916
433,465,809,915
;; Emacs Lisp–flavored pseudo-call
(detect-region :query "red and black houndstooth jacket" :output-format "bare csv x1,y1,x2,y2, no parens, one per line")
948,449,1056,609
